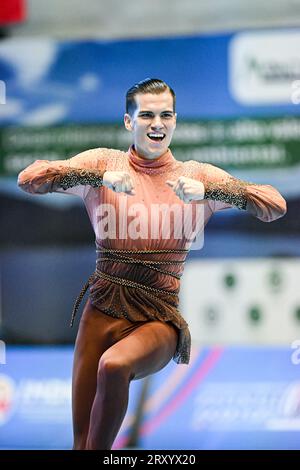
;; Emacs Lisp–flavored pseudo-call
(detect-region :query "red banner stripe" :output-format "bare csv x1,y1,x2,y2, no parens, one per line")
0,0,26,25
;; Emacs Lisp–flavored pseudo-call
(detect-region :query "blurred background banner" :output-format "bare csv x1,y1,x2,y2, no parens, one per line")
136,346,300,450
1,345,300,450
0,31,296,252
1,32,300,182
0,1,300,450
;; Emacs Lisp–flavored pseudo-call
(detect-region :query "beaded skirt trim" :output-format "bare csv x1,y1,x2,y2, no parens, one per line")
70,247,191,364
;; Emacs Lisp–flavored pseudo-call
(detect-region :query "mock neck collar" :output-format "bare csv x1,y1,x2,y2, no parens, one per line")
128,145,176,174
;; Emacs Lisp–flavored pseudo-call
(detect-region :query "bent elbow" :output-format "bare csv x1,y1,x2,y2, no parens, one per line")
17,171,31,193
260,199,287,223
272,196,287,221
281,198,287,217
17,160,53,194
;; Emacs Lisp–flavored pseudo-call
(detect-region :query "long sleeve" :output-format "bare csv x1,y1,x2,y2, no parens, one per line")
17,148,108,197
196,163,287,223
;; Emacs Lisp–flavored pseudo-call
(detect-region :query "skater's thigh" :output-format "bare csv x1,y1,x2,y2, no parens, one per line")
101,320,178,381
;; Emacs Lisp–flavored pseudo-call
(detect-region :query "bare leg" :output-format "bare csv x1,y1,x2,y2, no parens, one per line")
85,320,178,450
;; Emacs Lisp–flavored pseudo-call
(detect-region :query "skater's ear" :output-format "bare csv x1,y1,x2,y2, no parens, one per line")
124,113,133,132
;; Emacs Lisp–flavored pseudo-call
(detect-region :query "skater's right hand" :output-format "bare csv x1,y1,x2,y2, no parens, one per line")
103,171,136,195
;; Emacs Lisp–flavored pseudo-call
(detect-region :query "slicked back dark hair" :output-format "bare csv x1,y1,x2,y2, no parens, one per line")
126,78,176,115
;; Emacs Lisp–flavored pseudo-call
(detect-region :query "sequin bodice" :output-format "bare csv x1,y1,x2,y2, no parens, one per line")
17,146,287,364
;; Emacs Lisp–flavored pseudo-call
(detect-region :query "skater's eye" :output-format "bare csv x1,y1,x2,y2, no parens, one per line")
138,112,153,119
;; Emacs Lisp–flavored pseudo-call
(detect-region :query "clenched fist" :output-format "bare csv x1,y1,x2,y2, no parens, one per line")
166,176,205,203
103,171,135,195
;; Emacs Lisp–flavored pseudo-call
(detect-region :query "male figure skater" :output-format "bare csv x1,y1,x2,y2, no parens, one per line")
18,78,286,450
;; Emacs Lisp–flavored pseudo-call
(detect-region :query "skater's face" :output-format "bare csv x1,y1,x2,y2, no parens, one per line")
124,90,177,159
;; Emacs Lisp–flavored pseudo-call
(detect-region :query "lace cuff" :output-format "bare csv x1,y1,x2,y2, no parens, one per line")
54,167,105,191
204,177,250,210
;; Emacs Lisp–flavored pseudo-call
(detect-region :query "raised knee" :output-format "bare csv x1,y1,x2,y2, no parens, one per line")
98,356,133,383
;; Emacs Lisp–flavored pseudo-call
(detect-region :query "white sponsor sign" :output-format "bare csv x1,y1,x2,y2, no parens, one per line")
229,31,300,105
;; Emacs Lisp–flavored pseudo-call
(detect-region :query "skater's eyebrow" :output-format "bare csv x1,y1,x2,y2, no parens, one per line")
138,110,175,116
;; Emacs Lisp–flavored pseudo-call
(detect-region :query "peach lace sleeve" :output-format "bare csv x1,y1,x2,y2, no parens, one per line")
17,148,108,197
197,163,287,222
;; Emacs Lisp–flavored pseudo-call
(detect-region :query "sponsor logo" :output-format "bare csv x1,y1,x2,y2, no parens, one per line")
229,31,300,105
0,374,16,425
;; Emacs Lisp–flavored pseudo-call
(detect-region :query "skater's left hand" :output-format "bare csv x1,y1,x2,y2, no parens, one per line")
166,176,205,203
